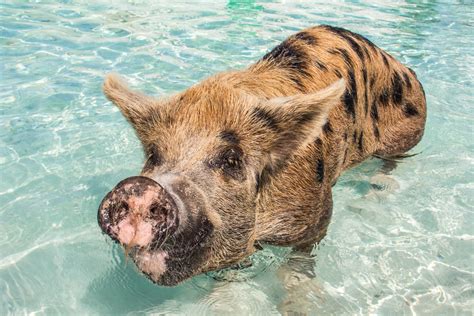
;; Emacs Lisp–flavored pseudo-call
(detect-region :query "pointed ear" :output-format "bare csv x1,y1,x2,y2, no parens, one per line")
103,73,158,133
257,79,345,165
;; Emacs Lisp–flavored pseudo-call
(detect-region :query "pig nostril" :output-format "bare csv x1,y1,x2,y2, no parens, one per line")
149,203,159,215
118,201,129,212
149,203,167,222
108,200,130,225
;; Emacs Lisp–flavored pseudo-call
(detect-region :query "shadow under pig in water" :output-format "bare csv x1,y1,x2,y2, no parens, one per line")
80,244,213,314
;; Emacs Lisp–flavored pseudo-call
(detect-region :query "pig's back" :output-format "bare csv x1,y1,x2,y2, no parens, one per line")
242,25,427,182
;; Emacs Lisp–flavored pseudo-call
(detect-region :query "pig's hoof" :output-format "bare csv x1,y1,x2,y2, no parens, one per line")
370,174,400,194
278,276,322,315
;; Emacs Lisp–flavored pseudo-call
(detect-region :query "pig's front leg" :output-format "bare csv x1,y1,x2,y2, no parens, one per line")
277,249,323,315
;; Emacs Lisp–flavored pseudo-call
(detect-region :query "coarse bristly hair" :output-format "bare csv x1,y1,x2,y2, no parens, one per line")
101,24,426,285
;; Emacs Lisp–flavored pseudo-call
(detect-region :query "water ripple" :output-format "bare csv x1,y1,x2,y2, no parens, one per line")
0,0,473,314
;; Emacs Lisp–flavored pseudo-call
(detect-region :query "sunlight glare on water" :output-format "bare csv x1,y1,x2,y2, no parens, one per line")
0,0,473,315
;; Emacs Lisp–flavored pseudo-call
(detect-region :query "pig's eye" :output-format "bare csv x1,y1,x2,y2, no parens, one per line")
222,148,242,169
208,147,244,179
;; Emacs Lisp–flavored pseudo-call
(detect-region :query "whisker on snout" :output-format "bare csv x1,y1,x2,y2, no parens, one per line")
149,230,166,252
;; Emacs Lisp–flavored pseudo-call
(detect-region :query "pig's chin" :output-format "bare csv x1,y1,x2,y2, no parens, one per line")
131,249,169,283
130,246,207,286
129,221,215,286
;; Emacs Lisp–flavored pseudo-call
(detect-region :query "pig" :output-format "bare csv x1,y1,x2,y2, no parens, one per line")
98,25,426,286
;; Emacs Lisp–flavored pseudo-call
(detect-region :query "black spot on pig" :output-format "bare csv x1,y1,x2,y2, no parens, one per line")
252,107,280,131
314,60,328,71
370,101,379,121
381,53,389,68
332,48,354,67
358,131,364,152
403,102,419,117
323,25,377,54
392,72,404,105
403,72,412,90
262,38,311,90
363,68,369,115
323,121,333,134
373,123,380,139
315,158,325,183
343,147,349,163
343,70,358,120
408,67,417,77
294,31,317,45
296,111,316,125
379,88,390,106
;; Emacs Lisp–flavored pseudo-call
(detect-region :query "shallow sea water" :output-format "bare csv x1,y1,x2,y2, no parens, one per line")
1,0,473,315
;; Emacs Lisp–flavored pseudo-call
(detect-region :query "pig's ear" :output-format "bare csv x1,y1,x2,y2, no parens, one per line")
258,79,345,165
103,74,158,133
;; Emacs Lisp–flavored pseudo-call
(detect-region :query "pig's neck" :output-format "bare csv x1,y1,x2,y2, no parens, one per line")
251,138,338,249
221,68,346,249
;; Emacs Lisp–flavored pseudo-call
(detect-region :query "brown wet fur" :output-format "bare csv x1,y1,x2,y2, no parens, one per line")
101,25,426,283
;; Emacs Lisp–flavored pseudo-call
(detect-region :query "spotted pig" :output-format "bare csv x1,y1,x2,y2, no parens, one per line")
98,25,426,286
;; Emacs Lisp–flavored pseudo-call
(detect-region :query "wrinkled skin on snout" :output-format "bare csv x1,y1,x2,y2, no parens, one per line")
98,73,344,286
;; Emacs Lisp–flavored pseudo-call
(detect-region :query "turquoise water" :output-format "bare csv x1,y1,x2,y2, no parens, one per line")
1,0,473,314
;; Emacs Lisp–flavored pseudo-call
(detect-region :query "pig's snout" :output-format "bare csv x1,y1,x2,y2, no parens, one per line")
98,176,179,249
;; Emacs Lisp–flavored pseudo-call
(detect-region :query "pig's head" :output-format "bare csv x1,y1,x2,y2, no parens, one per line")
98,73,344,286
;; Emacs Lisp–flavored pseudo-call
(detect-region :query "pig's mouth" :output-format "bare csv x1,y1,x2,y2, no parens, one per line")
109,214,214,286
130,217,214,285
98,176,215,286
